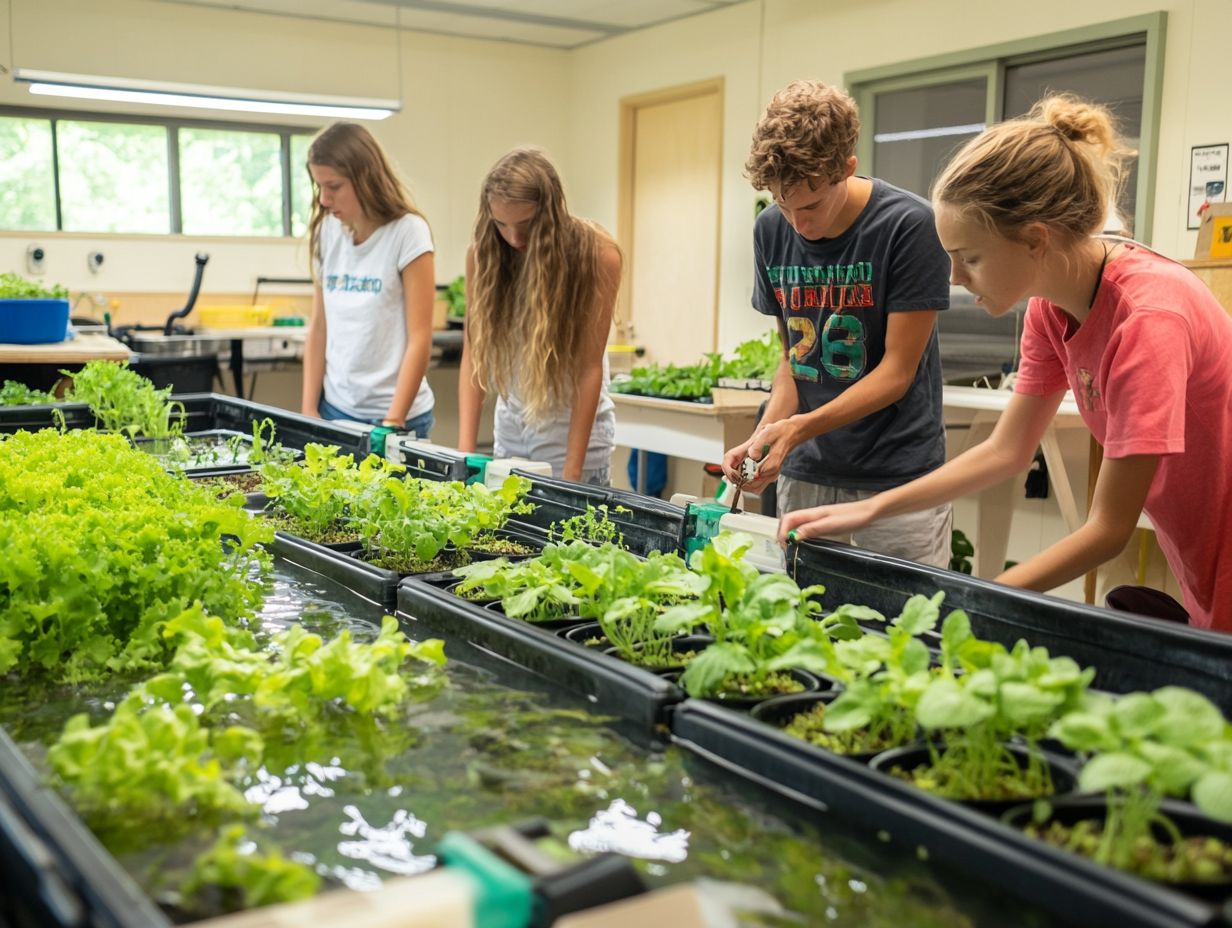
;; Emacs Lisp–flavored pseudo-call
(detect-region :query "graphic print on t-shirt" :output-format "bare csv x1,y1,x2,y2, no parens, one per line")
324,273,383,294
767,261,875,383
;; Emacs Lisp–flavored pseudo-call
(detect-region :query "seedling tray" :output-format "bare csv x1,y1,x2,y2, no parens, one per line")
669,699,1227,928
0,392,371,461
398,578,684,735
272,527,547,608
505,472,685,557
788,539,1232,714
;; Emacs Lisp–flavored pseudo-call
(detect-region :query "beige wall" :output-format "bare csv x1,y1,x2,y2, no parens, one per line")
565,0,1230,355
0,0,569,295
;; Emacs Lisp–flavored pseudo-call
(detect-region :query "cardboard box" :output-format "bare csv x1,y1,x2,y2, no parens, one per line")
1194,202,1232,260
432,296,449,330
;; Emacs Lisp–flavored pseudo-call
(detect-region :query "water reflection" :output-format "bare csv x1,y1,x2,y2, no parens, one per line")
244,762,346,815
568,798,690,863
336,805,437,878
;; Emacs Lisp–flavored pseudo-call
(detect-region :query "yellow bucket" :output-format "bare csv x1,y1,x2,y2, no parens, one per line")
196,305,274,329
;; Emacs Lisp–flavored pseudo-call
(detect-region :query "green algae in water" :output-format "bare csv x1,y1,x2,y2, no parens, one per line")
1,558,1054,926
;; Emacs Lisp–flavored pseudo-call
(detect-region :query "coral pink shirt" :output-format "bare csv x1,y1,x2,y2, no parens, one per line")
1015,244,1232,632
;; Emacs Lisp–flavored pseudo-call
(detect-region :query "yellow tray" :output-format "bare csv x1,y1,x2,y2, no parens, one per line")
197,304,273,328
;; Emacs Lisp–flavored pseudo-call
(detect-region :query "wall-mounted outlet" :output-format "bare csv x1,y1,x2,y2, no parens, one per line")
26,244,46,275
87,251,105,274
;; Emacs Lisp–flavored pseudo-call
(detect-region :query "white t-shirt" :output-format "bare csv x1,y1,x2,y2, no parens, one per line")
316,213,434,421
493,355,615,476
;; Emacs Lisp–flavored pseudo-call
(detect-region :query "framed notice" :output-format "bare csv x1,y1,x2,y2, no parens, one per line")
1188,143,1229,230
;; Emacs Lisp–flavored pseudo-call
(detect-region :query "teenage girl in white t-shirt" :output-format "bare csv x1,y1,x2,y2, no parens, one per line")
301,122,436,437
457,148,621,483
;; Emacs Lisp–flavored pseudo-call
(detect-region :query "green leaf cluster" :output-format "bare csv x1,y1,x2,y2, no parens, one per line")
550,503,629,545
902,611,1094,800
61,359,186,439
0,379,57,406
611,353,724,400
1048,686,1232,868
259,443,401,540
655,533,857,697
609,330,781,400
151,609,445,721
47,689,260,829
48,606,446,836
443,274,466,319
0,271,68,299
181,826,321,914
0,428,271,681
816,594,941,753
349,473,534,565
719,329,781,381
455,539,702,644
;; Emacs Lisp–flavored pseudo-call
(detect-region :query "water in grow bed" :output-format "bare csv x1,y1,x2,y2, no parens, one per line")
0,558,1061,927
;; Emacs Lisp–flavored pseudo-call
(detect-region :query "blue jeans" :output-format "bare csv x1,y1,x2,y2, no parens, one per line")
318,396,435,439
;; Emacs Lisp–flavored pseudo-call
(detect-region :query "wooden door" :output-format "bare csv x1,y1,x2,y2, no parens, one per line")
619,80,723,366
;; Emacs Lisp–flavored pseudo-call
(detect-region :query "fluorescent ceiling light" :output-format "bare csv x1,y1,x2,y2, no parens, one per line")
13,68,398,120
872,123,986,143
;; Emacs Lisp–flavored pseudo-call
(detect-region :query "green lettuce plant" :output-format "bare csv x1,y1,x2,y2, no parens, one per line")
654,533,861,698
181,826,321,914
62,359,185,439
800,594,945,755
0,380,57,406
903,611,1095,801
1046,686,1232,880
0,429,271,681
0,272,68,299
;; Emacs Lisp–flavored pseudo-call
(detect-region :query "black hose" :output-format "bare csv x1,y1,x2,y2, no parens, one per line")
163,253,210,335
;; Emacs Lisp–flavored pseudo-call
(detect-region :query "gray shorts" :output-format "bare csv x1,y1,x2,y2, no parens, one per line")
777,475,952,569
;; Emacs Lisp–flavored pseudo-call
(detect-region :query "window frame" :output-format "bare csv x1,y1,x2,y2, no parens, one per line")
0,104,317,238
847,12,1167,243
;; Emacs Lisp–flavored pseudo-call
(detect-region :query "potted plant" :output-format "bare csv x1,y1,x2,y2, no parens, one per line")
761,593,941,758
871,610,1092,810
1021,685,1232,887
654,533,860,704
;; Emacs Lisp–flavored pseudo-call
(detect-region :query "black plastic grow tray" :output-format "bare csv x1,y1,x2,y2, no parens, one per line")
0,729,169,928
397,577,684,735
0,392,370,459
669,699,1229,928
272,527,549,608
787,539,1232,713
504,471,686,558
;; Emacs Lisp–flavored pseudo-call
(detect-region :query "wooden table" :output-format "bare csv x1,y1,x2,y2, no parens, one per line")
943,385,1088,582
611,389,766,493
0,333,131,364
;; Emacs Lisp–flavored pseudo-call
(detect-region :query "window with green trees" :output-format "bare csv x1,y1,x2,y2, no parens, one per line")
0,108,315,237
180,128,283,236
0,116,56,231
58,120,170,234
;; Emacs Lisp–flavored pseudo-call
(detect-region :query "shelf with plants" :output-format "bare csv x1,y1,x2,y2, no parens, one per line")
610,329,781,401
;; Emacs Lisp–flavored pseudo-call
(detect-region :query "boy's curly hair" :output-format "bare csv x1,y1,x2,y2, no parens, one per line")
745,80,861,193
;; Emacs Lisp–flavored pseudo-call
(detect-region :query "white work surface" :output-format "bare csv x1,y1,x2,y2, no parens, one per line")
611,391,764,464
0,332,131,364
943,385,1087,579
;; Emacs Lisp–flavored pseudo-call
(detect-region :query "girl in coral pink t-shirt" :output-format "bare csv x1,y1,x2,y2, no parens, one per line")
779,94,1232,633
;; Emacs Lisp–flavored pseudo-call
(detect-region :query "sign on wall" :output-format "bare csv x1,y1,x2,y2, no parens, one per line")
1188,143,1229,230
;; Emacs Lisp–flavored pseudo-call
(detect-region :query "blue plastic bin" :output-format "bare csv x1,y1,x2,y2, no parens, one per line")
0,299,70,344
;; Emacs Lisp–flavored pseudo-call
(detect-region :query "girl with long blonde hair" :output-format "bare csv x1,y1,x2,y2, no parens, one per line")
458,148,621,483
781,95,1232,633
301,122,436,437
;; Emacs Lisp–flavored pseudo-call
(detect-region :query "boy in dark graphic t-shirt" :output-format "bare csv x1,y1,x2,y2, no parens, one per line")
722,80,952,566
